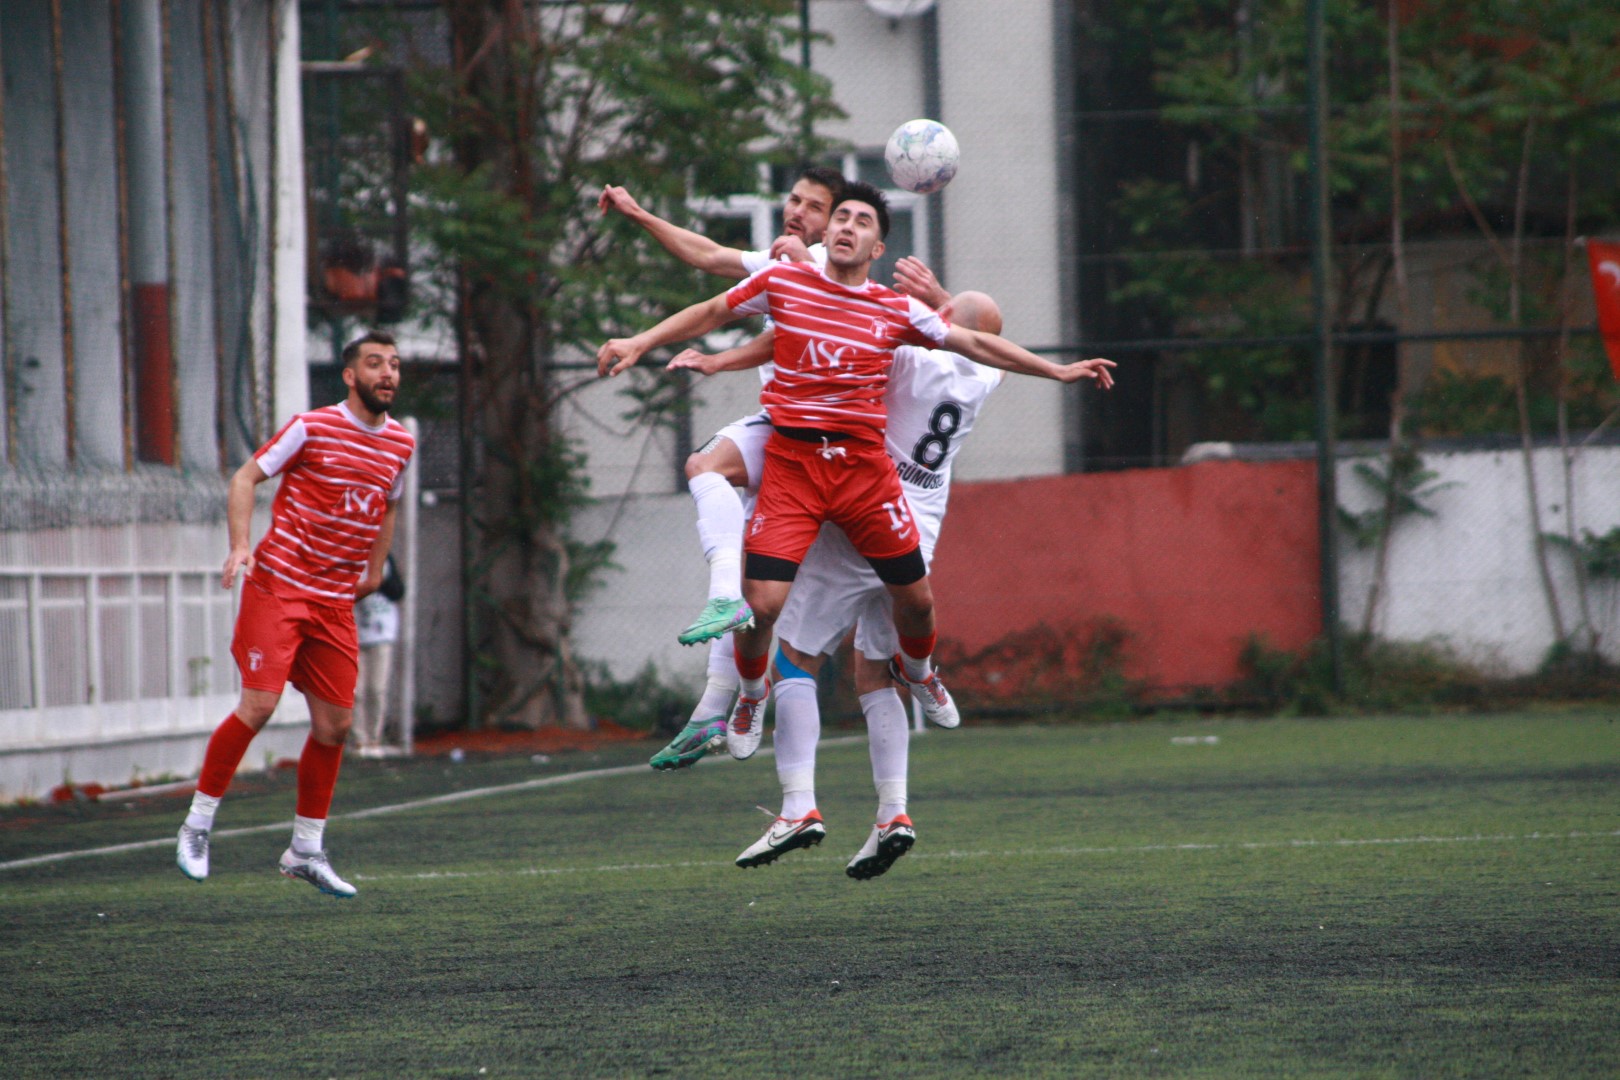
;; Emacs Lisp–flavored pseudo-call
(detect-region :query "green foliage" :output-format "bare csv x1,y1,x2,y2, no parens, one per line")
1544,526,1620,580
1336,446,1458,549
334,3,843,725
581,659,695,733
1104,0,1620,444
1236,631,1494,715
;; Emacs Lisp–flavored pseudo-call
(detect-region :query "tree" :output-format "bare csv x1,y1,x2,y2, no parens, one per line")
1102,0,1620,446
410,1,834,728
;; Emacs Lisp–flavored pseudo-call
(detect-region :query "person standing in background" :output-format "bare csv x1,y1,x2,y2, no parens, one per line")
353,554,404,757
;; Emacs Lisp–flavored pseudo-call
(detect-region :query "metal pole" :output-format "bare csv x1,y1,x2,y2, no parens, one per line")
798,0,812,147
1306,0,1342,692
400,416,420,756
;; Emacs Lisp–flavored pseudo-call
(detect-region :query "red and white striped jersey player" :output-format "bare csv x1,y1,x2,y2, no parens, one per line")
175,330,415,899
597,181,1115,763
670,291,1100,876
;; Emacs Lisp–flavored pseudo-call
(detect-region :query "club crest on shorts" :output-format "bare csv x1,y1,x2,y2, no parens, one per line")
246,646,264,672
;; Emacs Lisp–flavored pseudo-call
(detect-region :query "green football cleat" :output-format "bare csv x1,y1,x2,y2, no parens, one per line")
676,597,755,646
649,716,727,771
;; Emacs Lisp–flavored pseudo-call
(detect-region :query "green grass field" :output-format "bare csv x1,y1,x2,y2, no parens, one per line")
3,710,1617,1078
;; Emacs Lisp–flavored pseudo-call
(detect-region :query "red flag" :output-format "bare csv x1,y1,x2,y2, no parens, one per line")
1588,240,1620,380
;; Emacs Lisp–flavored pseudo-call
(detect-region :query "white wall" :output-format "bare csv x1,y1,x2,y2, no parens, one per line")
1336,444,1620,673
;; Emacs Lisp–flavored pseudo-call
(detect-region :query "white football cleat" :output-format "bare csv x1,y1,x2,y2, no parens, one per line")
726,685,770,760
846,815,916,880
278,847,358,898
176,824,210,882
888,657,960,729
736,810,826,869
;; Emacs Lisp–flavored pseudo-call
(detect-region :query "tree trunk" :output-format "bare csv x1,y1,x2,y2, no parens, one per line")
449,0,590,730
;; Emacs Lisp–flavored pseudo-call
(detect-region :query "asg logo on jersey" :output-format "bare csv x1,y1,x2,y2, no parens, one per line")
798,339,851,370
339,488,380,517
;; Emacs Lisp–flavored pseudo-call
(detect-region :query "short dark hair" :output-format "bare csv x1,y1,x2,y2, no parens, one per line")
796,165,846,202
341,330,396,367
831,180,891,239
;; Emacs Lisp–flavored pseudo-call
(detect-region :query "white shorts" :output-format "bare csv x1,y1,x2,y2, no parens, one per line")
696,411,773,493
774,510,941,662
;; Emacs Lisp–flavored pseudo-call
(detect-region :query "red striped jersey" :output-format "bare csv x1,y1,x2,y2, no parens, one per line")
726,262,949,443
249,402,415,603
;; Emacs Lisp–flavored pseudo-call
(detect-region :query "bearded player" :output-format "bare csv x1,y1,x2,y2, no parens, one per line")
175,331,415,898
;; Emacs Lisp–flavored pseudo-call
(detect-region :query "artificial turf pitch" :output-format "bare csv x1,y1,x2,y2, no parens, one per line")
2,710,1616,1078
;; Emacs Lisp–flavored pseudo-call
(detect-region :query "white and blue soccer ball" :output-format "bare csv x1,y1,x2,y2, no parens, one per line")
884,119,960,195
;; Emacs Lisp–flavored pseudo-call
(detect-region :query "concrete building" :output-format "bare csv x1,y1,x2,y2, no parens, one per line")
0,0,313,800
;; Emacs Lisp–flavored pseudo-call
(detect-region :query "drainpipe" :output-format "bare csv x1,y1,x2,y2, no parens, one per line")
270,0,308,426
119,0,175,464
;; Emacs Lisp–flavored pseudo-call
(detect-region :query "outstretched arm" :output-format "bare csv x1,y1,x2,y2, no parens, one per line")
667,329,776,377
599,185,749,279
941,326,1117,388
596,294,739,377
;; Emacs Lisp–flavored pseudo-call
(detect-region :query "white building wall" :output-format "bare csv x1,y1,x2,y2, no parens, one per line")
934,0,1067,480
1336,444,1620,673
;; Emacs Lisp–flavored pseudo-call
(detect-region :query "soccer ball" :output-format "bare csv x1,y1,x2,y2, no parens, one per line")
884,119,960,195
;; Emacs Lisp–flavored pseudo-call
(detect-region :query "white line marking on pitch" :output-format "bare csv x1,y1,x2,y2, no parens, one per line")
0,737,863,873
345,828,1620,883
1,736,1614,876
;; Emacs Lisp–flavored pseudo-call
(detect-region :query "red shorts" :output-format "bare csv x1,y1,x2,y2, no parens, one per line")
232,576,359,708
746,432,922,566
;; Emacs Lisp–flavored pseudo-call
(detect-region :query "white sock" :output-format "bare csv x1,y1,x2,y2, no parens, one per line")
689,674,738,726
184,792,221,832
875,779,908,824
900,651,933,682
689,473,745,601
772,679,822,773
862,688,910,820
779,766,817,821
292,814,326,854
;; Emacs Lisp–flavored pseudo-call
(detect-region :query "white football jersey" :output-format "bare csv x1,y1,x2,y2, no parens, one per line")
883,345,1003,545
738,242,827,385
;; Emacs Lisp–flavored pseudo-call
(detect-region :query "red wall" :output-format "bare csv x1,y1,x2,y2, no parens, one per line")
929,459,1322,695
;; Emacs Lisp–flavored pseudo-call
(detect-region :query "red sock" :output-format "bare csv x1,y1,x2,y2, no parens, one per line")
898,632,937,661
735,650,770,682
196,714,258,798
294,735,345,820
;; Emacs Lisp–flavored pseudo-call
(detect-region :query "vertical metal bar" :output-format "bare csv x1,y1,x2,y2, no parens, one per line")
920,7,944,278
87,573,101,705
160,0,182,464
797,0,812,146
109,0,136,471
1051,0,1085,472
0,1,12,465
400,416,419,755
28,574,45,719
168,572,181,705
1306,0,1342,691
50,0,77,464
202,0,229,469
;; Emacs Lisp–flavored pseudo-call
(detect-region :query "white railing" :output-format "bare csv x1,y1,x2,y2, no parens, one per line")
0,565,237,752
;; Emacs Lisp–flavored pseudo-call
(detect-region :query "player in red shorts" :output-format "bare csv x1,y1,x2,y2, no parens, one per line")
598,182,1114,764
175,331,416,898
